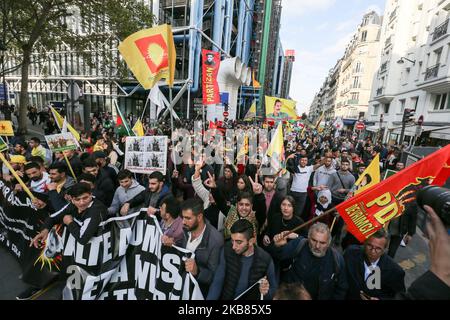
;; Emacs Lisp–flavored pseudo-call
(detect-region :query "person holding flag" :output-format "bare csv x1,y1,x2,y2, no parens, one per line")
206,219,276,300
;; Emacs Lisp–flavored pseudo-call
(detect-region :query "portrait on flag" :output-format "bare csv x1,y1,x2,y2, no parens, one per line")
202,49,221,105
45,132,79,153
125,136,168,174
265,96,297,122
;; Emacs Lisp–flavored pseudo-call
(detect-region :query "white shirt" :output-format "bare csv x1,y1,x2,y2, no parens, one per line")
186,225,206,252
290,165,314,193
364,258,380,281
30,172,51,193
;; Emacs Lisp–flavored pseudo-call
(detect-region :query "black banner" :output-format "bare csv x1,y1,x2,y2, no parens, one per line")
58,209,203,300
0,180,59,288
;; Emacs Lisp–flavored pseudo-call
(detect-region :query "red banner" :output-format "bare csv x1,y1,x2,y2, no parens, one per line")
336,145,450,242
202,49,221,105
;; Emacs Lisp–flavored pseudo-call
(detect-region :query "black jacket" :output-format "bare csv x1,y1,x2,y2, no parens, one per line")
43,199,107,245
181,221,224,297
344,245,405,300
93,169,115,207
399,271,450,300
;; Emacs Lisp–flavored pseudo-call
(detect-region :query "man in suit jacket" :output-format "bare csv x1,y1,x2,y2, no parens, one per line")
344,229,406,300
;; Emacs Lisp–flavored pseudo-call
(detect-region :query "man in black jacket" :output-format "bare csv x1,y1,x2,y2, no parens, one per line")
31,182,107,247
120,171,172,216
207,219,276,300
82,158,114,207
273,222,348,299
344,229,405,300
180,198,224,298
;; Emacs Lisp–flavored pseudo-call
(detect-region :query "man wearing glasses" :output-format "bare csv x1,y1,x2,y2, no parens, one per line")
343,229,406,300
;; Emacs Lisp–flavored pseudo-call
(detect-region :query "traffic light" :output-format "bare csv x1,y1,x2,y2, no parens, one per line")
402,108,415,123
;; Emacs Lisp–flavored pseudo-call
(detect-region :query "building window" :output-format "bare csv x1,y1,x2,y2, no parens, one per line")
433,93,450,110
399,99,406,113
384,103,390,114
411,96,419,110
361,31,368,42
353,77,360,88
373,104,379,115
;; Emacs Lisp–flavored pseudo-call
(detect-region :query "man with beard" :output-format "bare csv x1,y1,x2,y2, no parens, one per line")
82,158,115,207
207,219,276,300
273,222,348,300
180,198,224,298
23,162,51,193
120,171,171,216
47,162,76,211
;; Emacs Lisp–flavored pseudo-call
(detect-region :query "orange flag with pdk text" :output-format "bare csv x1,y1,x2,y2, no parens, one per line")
336,144,450,242
118,24,176,89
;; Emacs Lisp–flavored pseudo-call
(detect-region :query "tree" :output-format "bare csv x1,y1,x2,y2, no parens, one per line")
1,0,154,134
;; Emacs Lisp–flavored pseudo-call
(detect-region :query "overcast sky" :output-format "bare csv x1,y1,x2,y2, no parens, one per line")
279,0,386,115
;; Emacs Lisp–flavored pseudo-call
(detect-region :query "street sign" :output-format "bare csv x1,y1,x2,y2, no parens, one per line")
223,111,229,117
356,122,365,130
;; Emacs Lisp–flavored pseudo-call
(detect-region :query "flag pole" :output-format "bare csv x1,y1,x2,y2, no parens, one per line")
287,207,337,236
0,153,35,200
63,152,78,182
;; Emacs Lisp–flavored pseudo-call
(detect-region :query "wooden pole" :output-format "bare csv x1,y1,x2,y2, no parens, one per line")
288,207,337,235
0,153,35,200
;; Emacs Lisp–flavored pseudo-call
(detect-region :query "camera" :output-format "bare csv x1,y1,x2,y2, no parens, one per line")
416,186,450,232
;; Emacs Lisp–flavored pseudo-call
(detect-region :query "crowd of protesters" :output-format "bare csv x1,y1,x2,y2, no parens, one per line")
0,110,449,301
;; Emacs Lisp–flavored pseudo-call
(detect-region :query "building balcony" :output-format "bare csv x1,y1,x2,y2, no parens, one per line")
425,64,440,81
417,63,450,93
432,19,449,42
373,87,394,104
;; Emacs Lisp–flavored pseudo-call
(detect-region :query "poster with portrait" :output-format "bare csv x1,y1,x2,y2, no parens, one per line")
125,136,167,174
265,96,297,123
45,132,79,153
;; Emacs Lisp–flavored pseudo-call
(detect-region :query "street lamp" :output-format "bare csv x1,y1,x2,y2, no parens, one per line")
397,57,416,65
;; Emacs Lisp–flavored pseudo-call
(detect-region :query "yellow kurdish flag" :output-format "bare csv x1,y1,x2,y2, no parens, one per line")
237,135,249,158
118,24,176,89
132,119,145,137
347,154,381,199
244,101,256,121
266,122,285,172
265,96,297,122
0,121,14,136
50,107,80,141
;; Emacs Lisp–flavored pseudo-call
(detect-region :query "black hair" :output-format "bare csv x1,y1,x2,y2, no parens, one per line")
78,173,96,184
149,171,164,182
82,158,98,169
28,156,45,166
281,195,296,211
30,137,41,144
341,157,350,164
68,182,92,198
263,175,275,181
230,219,254,240
160,196,181,219
366,228,390,247
237,191,253,204
24,162,41,171
48,162,68,174
117,169,134,181
180,198,204,216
